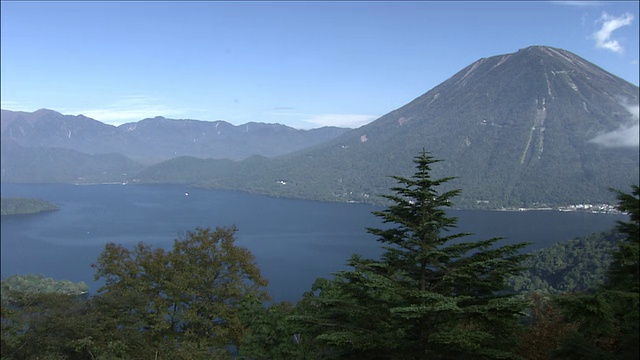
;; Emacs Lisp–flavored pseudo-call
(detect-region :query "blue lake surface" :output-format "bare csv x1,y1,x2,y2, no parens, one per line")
0,183,626,302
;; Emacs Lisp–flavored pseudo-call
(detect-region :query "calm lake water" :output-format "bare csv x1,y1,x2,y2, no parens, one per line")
0,183,626,302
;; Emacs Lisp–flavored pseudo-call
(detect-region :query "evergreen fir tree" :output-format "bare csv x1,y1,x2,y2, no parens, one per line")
298,151,530,359
554,185,639,359
606,185,639,293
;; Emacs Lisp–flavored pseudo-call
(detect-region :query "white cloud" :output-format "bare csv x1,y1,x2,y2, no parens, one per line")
302,114,378,128
78,108,181,124
1,97,189,126
551,1,604,7
592,12,634,53
68,96,186,125
1,100,21,109
0,100,41,112
589,103,639,147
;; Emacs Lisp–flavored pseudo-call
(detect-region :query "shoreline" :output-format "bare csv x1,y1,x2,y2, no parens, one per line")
5,181,625,215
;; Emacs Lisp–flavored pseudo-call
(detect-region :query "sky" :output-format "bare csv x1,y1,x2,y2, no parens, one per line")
1,1,639,129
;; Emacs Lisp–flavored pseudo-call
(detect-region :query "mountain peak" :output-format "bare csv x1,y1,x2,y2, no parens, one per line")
33,108,62,117
422,44,636,100
280,45,638,207
519,44,558,52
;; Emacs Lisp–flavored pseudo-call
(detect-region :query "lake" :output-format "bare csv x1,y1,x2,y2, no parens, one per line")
0,183,626,302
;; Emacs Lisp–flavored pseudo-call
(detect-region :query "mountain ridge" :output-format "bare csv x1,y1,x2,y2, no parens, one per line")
134,45,639,208
0,109,350,163
2,45,638,209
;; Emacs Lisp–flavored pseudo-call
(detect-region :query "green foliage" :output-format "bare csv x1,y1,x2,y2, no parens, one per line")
238,296,313,359
295,151,531,359
1,227,271,359
508,231,621,295
606,185,640,292
1,274,88,304
516,293,578,360
1,289,141,360
91,226,269,357
293,259,408,358
0,197,59,215
1,292,97,360
553,186,640,359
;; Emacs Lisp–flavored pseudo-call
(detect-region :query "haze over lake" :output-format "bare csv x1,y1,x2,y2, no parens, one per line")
0,183,626,302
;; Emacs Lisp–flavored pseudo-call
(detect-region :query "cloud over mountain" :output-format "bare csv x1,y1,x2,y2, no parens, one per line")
590,102,640,147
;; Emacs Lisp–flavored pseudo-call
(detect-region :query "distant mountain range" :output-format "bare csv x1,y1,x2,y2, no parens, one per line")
2,45,638,209
0,109,349,163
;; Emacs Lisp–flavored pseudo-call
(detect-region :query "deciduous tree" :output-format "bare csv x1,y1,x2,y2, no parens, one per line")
92,226,269,358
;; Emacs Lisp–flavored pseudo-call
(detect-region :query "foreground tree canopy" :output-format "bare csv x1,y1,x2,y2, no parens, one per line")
551,185,639,359
1,152,638,359
292,151,531,359
92,226,270,357
2,226,269,359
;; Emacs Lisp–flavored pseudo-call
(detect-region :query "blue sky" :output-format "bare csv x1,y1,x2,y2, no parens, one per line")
1,1,638,129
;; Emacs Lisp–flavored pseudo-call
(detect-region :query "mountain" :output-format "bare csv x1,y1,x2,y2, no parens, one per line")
0,140,143,184
0,110,349,163
1,109,116,150
113,116,348,163
135,46,640,208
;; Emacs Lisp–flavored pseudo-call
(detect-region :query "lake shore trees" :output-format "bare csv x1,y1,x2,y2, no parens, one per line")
0,197,59,216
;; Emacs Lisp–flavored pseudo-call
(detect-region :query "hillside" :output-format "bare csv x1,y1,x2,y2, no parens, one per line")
2,46,638,209
508,230,622,295
135,46,639,208
0,109,349,163
0,140,143,184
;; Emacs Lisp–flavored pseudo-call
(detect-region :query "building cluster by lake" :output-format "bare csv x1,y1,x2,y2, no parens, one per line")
557,203,621,214
497,203,622,214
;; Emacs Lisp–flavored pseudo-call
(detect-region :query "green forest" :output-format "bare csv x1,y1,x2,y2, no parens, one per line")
1,274,88,301
0,197,59,216
1,152,638,359
508,230,622,295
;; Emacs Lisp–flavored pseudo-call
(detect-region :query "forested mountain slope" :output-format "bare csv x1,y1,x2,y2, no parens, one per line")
137,46,640,208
